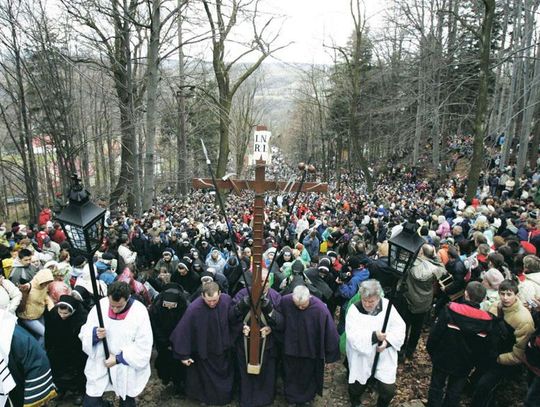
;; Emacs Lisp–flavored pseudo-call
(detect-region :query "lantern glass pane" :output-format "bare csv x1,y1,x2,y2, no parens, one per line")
85,220,103,253
389,244,412,274
65,224,86,251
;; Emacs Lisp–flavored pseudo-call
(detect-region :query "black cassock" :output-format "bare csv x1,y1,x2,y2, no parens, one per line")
170,294,234,406
149,284,189,388
44,295,88,394
280,294,340,404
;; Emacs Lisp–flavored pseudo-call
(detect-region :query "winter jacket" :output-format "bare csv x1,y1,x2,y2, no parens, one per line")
404,256,446,314
154,258,179,274
436,221,451,239
427,301,494,375
302,235,320,260
444,258,468,296
489,300,535,365
367,256,399,296
519,272,540,305
118,244,137,265
9,260,38,286
338,268,370,300
17,269,54,321
0,277,22,314
205,253,227,275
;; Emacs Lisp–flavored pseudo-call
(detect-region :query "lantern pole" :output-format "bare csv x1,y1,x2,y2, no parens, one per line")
86,249,110,360
370,214,422,378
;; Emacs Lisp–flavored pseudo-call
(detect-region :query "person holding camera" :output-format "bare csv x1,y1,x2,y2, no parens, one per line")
336,256,370,333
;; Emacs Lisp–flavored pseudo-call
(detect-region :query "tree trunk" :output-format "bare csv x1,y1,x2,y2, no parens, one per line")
466,0,495,202
142,0,161,210
500,0,523,169
109,0,137,212
413,63,424,165
516,2,540,178
10,16,40,220
177,1,188,195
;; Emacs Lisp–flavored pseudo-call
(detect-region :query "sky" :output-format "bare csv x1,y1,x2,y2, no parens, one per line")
182,0,389,65
266,0,388,64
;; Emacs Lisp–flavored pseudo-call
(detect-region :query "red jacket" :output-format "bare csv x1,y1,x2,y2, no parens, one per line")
38,208,52,226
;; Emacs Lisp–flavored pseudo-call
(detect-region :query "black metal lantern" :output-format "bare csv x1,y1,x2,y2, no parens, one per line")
56,174,111,369
56,174,105,255
387,221,425,276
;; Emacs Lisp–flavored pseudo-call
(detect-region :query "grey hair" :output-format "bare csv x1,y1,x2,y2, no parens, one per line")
292,285,310,302
359,279,383,298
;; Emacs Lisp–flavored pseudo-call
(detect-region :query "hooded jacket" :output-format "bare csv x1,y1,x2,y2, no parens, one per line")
18,269,54,320
427,301,494,374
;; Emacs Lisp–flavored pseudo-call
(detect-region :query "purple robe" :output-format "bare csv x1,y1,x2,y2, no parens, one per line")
169,294,233,405
230,288,283,407
280,294,340,404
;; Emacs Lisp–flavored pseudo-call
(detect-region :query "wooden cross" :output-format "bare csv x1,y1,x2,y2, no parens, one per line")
192,159,328,374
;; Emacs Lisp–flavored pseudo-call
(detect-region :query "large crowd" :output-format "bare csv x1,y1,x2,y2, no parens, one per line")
1,148,540,407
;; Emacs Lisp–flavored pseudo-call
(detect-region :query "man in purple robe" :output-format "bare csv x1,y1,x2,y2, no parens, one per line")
169,282,234,405
281,285,340,406
230,270,283,407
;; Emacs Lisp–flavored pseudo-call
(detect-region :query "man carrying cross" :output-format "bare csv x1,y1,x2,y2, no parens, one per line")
230,268,283,407
192,156,328,381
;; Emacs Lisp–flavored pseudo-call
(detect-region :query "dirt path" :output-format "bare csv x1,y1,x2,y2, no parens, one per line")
54,334,526,406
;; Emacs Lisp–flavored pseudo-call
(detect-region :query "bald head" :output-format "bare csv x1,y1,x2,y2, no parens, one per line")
421,244,435,258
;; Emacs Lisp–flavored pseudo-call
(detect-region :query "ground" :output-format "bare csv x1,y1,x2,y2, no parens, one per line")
54,334,527,406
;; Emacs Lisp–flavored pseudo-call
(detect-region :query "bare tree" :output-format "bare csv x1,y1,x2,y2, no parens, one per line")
202,0,288,177
0,0,41,220
230,75,264,176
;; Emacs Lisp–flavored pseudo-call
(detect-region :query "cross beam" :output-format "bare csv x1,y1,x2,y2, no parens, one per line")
192,159,327,374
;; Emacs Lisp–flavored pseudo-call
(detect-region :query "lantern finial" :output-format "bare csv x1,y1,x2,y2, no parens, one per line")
68,173,91,204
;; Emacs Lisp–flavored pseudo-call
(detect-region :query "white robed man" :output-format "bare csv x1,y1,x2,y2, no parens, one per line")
345,279,406,407
79,281,153,406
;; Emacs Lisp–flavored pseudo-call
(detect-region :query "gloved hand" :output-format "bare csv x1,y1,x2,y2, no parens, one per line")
235,295,251,316
261,296,273,315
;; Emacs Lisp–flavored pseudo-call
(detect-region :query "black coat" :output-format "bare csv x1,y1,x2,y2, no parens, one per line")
427,301,495,375
366,256,399,296
44,302,88,392
445,258,468,295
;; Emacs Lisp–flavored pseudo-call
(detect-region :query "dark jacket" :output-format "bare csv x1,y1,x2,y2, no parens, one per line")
366,256,398,296
427,301,494,375
444,258,468,296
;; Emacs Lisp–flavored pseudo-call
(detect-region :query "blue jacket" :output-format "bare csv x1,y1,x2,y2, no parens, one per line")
338,268,370,299
302,235,320,259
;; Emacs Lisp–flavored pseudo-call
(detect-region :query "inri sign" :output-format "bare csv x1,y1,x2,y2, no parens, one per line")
253,129,271,162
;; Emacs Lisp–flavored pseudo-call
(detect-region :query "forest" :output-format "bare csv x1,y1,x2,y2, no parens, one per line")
0,0,538,221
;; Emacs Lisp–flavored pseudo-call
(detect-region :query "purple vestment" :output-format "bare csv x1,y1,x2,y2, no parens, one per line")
280,293,340,404
169,294,233,405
